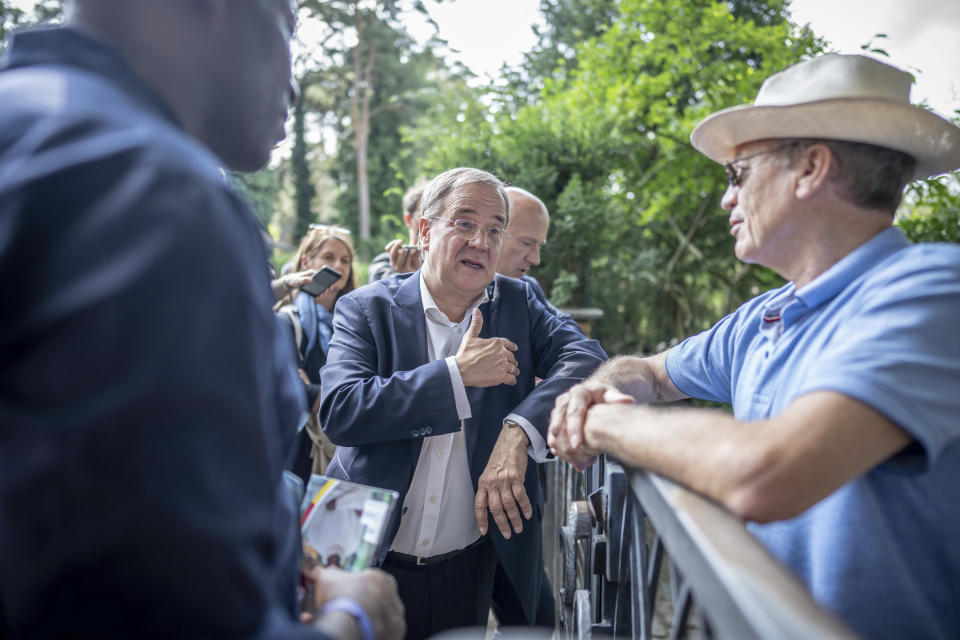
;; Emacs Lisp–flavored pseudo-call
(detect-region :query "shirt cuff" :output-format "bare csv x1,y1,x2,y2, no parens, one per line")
505,412,549,462
445,355,472,421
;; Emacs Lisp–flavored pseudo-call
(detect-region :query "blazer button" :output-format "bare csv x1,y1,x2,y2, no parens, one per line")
411,429,419,437
419,427,427,436
425,426,433,435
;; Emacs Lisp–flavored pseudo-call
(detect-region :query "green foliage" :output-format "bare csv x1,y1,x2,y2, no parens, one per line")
501,0,620,106
297,0,458,255
1,0,62,49
231,170,282,228
0,2,27,45
406,0,821,353
291,90,317,242
898,173,960,243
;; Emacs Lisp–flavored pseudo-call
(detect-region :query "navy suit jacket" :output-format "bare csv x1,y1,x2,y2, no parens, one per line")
0,28,320,639
319,272,606,620
522,274,573,321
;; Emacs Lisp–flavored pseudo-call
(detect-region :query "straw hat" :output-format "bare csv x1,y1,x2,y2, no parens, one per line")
690,54,960,179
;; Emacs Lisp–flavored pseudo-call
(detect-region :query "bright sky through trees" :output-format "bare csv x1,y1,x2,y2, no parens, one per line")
7,0,955,115
408,0,959,117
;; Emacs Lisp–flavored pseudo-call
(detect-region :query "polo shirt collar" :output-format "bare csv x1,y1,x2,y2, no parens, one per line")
795,227,910,310
758,227,909,342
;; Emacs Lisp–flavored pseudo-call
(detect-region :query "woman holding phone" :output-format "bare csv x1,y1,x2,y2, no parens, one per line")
277,224,357,480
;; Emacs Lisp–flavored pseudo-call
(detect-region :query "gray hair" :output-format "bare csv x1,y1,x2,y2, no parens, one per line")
778,139,916,214
421,168,510,225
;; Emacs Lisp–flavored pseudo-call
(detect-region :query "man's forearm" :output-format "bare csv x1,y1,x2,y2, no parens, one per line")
587,402,751,512
586,391,912,524
588,352,686,404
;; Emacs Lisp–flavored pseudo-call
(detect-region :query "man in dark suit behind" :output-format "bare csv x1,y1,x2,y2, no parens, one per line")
490,185,573,628
320,167,607,639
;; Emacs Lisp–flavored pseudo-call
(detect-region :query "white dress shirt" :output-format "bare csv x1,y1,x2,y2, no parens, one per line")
390,276,486,557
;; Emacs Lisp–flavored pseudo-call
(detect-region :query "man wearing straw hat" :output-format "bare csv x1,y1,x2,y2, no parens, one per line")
548,54,960,639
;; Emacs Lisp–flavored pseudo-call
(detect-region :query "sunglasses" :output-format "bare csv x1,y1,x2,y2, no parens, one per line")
723,142,797,187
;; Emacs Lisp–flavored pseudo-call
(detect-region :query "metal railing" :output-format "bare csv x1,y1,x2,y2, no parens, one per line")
547,456,859,640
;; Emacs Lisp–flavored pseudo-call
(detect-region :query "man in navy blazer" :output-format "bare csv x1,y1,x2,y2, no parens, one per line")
320,168,606,639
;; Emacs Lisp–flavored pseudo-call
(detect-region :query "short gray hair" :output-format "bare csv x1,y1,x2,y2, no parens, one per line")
778,139,916,214
421,168,510,225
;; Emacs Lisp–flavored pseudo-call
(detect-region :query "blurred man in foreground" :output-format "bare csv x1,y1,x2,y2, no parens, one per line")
549,54,960,640
0,1,402,638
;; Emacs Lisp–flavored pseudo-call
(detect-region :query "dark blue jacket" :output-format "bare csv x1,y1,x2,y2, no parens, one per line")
0,28,319,639
319,272,606,621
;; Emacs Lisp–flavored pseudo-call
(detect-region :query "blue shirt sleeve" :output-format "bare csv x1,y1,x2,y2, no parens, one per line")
664,293,773,405
790,245,960,465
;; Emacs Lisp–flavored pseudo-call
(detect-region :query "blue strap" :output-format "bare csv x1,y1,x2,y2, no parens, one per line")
318,597,376,640
295,291,334,358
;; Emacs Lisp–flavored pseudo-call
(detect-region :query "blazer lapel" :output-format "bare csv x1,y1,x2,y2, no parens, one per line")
391,271,429,371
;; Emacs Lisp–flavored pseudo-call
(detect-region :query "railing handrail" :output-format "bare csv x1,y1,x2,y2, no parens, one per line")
623,465,859,640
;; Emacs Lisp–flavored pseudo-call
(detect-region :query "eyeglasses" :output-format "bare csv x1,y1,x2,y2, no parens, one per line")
308,223,352,235
724,142,797,187
426,216,510,248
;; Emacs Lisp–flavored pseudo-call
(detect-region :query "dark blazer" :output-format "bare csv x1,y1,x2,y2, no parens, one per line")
522,274,571,320
319,272,606,621
0,28,318,639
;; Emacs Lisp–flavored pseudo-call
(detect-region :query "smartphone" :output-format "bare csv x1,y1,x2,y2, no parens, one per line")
301,266,341,296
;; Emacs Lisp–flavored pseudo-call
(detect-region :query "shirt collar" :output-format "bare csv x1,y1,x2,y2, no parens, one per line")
3,26,181,128
795,227,910,310
419,272,488,326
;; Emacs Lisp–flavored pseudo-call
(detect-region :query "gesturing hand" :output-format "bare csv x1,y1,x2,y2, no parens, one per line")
475,424,532,538
455,308,520,387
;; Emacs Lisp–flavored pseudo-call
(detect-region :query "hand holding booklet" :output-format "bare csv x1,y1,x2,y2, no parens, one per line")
299,474,398,572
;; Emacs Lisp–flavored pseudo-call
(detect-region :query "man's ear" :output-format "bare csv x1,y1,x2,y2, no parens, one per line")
418,217,431,251
403,211,414,230
794,143,833,201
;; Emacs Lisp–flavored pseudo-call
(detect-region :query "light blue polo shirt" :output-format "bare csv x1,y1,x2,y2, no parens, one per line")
666,227,960,640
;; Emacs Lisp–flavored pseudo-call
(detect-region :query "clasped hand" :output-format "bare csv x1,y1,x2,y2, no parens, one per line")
455,308,519,387
548,381,635,471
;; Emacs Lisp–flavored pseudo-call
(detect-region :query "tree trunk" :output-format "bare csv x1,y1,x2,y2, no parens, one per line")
292,86,315,244
351,10,377,241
